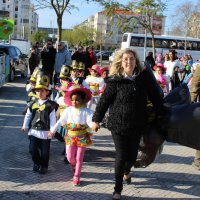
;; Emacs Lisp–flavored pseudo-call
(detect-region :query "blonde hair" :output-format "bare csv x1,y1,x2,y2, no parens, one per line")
109,48,143,77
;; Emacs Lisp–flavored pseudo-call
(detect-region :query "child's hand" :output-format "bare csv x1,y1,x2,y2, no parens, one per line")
92,122,100,132
48,131,55,138
21,128,28,132
93,92,98,96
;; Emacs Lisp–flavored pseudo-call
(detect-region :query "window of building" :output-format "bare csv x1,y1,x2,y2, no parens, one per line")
23,19,29,23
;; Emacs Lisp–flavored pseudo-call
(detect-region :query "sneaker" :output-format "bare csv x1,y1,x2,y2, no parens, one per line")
33,164,40,172
39,167,48,174
72,176,80,186
112,191,121,200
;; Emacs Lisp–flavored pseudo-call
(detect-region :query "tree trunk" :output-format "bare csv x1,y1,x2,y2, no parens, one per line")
151,32,156,60
57,15,62,42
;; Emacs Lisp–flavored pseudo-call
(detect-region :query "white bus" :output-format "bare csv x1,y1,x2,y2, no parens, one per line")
121,33,200,62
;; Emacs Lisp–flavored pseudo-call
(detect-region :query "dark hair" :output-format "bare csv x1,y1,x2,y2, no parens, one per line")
70,91,86,101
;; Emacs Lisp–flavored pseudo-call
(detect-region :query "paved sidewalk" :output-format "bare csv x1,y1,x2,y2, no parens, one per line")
0,77,199,200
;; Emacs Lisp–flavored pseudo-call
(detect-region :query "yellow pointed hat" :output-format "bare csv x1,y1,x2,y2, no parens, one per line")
34,71,50,90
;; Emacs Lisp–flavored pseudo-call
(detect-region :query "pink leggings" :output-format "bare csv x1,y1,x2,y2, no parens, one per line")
66,145,86,177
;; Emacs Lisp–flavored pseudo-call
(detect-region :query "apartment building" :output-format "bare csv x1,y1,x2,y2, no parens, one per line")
0,0,38,39
83,10,165,49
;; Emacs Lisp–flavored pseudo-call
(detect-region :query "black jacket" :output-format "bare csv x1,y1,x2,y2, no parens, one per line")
41,47,57,74
92,68,164,135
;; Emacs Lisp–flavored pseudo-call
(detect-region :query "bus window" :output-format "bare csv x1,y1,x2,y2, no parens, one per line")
122,34,128,42
193,42,198,50
177,40,184,49
197,42,200,50
147,38,152,47
186,42,192,50
130,36,139,46
155,38,162,48
170,40,177,49
138,38,144,46
161,40,169,48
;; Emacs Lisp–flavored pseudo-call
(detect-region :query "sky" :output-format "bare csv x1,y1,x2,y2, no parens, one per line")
35,0,199,33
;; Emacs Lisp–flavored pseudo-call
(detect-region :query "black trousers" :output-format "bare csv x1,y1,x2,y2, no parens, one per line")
29,135,51,168
112,131,141,193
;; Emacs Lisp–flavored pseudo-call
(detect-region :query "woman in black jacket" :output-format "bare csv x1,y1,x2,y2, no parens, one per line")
92,48,164,200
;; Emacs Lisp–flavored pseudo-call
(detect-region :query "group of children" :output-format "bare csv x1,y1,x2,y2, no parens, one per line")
152,53,197,96
21,61,109,186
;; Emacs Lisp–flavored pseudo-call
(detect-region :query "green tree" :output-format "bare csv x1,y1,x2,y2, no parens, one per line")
92,0,166,59
62,25,97,47
30,31,48,44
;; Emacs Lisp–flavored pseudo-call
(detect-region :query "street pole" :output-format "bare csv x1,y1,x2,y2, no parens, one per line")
144,27,147,61
143,10,147,62
184,36,187,56
100,38,102,67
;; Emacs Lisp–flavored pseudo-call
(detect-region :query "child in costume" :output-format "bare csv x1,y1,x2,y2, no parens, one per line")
100,66,110,128
48,84,93,186
100,66,109,79
70,60,90,89
22,71,58,174
23,68,42,115
78,61,86,78
54,65,73,162
85,65,105,109
54,65,72,101
153,63,169,96
182,65,193,91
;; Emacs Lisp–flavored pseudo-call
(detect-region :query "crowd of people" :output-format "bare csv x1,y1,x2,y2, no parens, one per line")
22,41,200,200
146,50,200,173
145,50,200,95
22,40,109,187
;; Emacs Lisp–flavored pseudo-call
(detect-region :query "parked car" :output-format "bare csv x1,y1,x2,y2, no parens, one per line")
96,51,113,61
0,44,28,81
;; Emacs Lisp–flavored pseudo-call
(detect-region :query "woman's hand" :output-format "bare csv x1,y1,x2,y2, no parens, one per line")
21,128,28,132
48,131,55,138
92,122,100,132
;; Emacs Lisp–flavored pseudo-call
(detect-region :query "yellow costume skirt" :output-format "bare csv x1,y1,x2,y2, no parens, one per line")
64,123,92,147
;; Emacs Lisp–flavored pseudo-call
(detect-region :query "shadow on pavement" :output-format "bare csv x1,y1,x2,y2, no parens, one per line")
84,148,115,162
0,190,198,200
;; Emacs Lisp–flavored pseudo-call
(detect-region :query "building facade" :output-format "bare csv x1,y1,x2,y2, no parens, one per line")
83,10,165,49
0,0,38,40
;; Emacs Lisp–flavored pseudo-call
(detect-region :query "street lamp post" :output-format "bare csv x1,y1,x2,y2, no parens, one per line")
144,25,147,61
184,36,187,56
143,9,148,62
